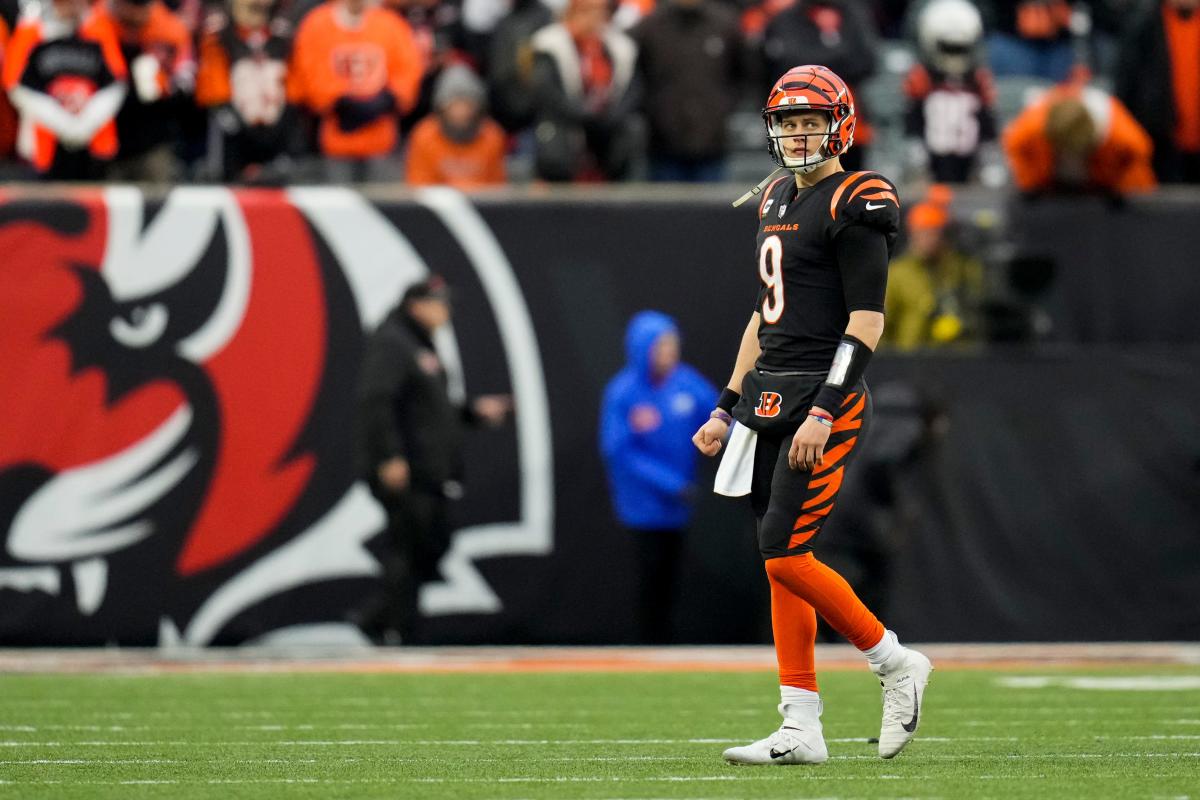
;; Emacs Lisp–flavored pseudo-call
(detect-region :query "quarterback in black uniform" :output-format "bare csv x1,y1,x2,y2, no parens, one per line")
693,65,932,765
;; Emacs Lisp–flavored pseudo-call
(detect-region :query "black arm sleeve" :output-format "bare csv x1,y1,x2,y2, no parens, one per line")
834,224,889,313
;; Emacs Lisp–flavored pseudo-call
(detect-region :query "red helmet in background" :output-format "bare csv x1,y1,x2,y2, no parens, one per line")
763,65,856,174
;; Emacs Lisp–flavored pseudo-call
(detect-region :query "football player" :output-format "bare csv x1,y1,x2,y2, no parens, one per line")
693,64,932,765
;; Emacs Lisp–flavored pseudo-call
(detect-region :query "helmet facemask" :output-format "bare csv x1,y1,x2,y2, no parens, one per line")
765,108,841,175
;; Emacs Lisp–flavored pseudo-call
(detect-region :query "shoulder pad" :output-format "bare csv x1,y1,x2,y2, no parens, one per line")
829,172,900,234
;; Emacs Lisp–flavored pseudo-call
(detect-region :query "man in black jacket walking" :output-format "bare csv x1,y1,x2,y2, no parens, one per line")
353,276,510,644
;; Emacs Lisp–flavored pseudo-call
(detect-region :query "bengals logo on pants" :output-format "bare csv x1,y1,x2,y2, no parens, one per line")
754,392,783,418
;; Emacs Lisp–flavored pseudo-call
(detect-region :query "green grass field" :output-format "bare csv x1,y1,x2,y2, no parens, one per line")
1,666,1198,799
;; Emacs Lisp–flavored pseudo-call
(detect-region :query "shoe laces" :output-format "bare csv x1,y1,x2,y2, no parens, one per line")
880,673,916,727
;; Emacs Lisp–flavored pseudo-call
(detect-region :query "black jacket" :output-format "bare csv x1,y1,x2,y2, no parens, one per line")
1115,2,1192,179
632,1,746,161
760,0,879,93
487,0,555,132
357,309,466,495
528,21,643,180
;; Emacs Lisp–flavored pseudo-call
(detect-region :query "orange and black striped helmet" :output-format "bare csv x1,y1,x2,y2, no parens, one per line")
763,65,856,173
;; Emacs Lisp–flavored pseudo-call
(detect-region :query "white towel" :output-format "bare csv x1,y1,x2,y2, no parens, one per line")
713,421,756,497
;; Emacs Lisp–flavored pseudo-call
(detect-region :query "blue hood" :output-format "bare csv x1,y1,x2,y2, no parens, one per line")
625,311,678,381
600,310,718,530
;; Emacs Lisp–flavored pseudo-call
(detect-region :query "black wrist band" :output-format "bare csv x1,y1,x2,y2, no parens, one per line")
813,333,872,414
717,387,740,413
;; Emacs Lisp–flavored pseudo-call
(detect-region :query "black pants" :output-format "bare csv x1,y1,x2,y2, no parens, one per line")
628,528,685,645
751,386,873,559
355,487,450,644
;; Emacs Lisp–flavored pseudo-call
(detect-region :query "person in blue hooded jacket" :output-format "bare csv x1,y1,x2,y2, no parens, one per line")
600,310,718,644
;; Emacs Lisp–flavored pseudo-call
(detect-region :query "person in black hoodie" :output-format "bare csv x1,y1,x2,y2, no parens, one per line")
486,0,553,134
353,276,511,644
632,0,746,182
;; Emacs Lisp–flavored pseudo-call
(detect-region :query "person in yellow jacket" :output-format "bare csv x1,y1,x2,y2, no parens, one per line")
883,198,984,351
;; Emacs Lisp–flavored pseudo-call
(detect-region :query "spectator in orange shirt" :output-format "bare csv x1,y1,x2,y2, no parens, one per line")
1002,84,1157,196
1116,0,1200,183
195,0,304,183
91,0,194,182
405,63,505,188
2,0,128,179
291,0,423,183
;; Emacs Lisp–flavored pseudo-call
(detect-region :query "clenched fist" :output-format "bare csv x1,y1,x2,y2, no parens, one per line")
692,418,729,457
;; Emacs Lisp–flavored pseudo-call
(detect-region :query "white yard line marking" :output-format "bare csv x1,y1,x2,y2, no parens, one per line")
0,758,318,765
997,676,1200,691
1,768,1196,787
0,736,1190,747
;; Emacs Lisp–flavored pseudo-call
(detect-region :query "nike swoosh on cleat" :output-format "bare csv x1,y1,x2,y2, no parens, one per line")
769,747,797,759
901,688,919,733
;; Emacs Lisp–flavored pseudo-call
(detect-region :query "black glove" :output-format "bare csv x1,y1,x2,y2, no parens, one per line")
333,90,396,133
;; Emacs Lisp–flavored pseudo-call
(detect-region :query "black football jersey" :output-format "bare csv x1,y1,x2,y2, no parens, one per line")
752,170,900,371
17,35,119,97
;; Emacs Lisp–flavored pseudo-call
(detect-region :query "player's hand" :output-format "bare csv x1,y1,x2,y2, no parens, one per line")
692,418,728,457
789,416,832,471
378,456,410,493
472,394,513,427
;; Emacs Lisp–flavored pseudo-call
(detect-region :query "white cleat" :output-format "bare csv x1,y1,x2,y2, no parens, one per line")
876,648,933,759
722,722,828,766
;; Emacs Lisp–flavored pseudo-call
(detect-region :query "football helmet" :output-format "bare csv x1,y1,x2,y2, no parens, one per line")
917,0,984,77
763,65,856,174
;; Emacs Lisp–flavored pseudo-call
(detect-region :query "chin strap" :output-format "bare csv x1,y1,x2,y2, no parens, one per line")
732,167,788,208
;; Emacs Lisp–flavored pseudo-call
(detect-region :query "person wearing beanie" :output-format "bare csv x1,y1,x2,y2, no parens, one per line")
883,192,985,351
404,62,506,188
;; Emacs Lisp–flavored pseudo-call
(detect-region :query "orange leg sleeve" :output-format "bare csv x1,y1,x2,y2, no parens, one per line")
768,562,818,691
765,553,885,653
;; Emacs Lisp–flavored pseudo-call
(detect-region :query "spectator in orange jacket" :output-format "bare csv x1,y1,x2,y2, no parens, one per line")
405,63,505,188
195,0,304,183
291,0,424,183
1003,85,1157,195
91,0,194,182
2,0,128,179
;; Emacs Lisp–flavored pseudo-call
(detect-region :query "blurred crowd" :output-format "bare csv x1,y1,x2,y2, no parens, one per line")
0,0,1195,188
